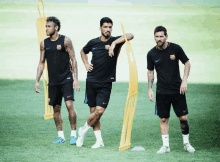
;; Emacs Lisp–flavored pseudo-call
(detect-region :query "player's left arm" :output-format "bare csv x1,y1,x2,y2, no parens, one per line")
180,60,191,95
109,33,134,57
64,37,80,92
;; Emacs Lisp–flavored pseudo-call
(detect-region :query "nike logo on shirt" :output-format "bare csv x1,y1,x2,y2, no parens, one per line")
155,59,160,63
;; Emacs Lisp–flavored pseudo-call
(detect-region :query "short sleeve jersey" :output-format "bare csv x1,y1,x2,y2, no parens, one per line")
83,36,124,82
147,42,189,94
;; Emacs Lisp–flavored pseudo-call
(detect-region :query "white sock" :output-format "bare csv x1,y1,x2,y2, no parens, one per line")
94,130,103,142
182,134,189,144
71,130,76,138
82,122,91,134
58,131,65,140
162,135,169,147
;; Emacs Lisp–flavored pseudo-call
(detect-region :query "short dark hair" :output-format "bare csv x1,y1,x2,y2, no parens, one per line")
154,26,167,36
46,16,61,31
100,17,113,27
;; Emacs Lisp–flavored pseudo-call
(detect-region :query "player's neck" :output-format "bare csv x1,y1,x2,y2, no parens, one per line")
50,33,59,41
158,42,168,50
99,35,111,42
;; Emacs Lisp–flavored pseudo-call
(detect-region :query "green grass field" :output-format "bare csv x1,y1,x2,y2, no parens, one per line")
0,79,219,161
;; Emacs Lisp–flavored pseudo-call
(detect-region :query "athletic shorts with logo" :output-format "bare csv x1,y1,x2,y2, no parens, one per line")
49,81,74,106
84,81,112,108
155,93,188,118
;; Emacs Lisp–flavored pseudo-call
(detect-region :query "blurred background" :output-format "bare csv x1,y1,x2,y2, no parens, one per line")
0,0,219,83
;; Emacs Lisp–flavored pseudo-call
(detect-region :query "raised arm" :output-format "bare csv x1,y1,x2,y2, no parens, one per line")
114,33,134,44
147,70,154,102
64,37,80,91
180,61,191,95
80,49,93,72
109,33,134,57
35,40,45,93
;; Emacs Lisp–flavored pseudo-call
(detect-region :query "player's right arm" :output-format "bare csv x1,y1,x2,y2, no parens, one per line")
35,40,45,93
80,49,93,72
147,52,155,102
147,70,154,102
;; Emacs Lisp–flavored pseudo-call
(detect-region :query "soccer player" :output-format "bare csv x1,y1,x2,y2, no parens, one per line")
76,17,134,148
147,26,195,153
35,16,80,144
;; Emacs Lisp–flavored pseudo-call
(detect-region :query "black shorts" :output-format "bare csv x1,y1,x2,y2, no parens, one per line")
49,81,74,106
155,93,188,118
84,81,112,108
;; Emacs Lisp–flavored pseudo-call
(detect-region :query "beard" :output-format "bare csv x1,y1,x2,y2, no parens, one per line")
157,41,165,47
49,30,56,37
46,29,56,37
102,32,111,39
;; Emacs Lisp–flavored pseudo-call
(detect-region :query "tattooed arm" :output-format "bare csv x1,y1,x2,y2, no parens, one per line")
64,37,80,92
180,60,191,95
147,70,154,102
35,40,45,93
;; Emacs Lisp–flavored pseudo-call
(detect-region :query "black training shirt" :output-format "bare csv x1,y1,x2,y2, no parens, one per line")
147,42,189,94
83,36,123,82
45,35,73,86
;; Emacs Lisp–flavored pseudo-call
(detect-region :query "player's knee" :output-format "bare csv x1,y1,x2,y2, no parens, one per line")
179,115,187,121
95,108,105,116
53,105,61,113
65,101,73,109
160,118,169,124
90,107,96,114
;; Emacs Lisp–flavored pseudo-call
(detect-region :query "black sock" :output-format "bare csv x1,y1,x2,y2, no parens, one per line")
180,120,189,135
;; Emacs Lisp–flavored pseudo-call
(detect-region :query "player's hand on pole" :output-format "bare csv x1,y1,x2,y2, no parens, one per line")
180,80,187,95
73,79,80,92
35,81,40,93
86,63,93,72
109,42,116,57
148,88,154,102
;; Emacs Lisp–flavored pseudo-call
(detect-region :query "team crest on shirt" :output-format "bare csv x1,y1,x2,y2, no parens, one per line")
170,54,175,60
57,44,62,50
105,45,110,50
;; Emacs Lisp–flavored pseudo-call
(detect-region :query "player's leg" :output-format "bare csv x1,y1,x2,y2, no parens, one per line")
49,85,65,144
156,94,171,153
77,106,106,148
77,82,111,148
90,82,112,148
89,107,104,148
90,107,101,131
76,81,96,147
88,106,105,148
173,94,195,152
63,82,77,144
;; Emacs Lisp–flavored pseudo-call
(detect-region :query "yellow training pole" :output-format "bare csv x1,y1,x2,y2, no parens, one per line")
119,23,138,151
36,0,53,120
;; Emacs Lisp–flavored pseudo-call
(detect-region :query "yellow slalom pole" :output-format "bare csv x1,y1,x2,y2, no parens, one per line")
119,23,138,151
36,0,53,120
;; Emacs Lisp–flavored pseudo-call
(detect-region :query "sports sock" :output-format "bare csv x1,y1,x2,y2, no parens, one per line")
58,131,65,140
180,120,189,135
82,122,91,134
182,134,189,144
94,130,103,142
162,135,169,147
71,130,76,138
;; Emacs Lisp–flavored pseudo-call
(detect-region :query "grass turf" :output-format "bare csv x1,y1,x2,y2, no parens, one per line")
0,79,219,161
